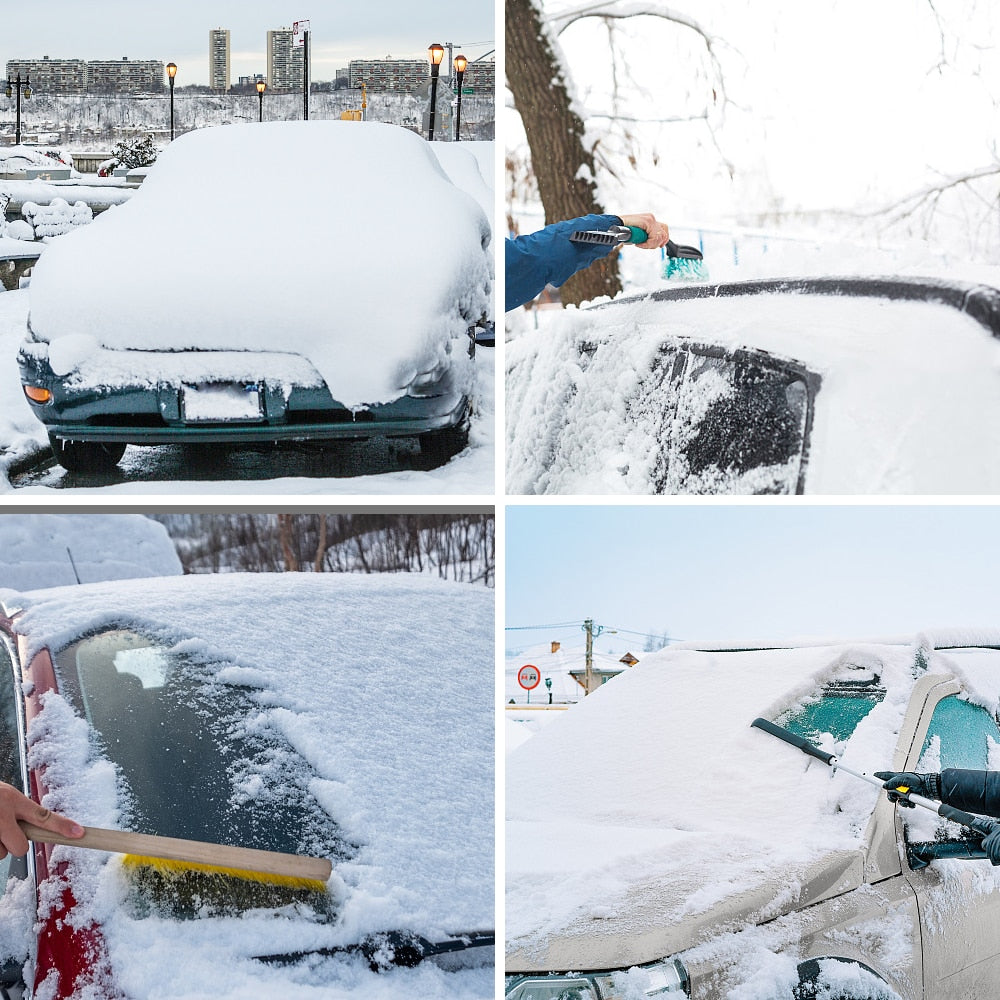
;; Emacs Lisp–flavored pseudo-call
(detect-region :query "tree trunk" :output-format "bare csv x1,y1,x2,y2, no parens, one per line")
506,0,622,306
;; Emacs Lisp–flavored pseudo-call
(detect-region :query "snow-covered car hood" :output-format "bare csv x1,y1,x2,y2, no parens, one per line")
26,122,492,409
506,280,1000,494
1,572,493,999
506,634,1000,970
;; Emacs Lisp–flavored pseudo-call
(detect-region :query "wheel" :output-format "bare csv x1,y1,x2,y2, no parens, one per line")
793,958,899,1000
48,435,126,473
418,416,470,467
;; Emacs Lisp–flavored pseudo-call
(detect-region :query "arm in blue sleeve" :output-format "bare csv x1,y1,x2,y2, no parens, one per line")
505,214,623,311
940,768,1000,818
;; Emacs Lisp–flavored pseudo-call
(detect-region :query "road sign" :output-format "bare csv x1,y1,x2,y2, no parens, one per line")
517,664,541,691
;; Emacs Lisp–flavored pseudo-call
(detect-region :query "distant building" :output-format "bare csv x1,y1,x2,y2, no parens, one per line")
348,58,427,94
87,58,165,94
462,58,495,96
267,28,303,92
6,57,87,95
209,28,231,92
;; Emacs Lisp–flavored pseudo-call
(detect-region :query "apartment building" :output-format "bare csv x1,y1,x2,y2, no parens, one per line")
348,58,427,94
5,57,87,95
266,28,303,92
209,28,231,92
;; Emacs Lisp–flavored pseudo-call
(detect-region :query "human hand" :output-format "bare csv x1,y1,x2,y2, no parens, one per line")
0,783,84,858
981,824,1000,865
874,771,941,806
619,213,670,250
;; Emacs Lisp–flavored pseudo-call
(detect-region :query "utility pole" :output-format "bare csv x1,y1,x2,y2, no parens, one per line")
583,618,603,695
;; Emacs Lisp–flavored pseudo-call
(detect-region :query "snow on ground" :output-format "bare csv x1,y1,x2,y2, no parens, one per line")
2,572,494,999
0,288,495,494
0,514,181,590
27,122,491,410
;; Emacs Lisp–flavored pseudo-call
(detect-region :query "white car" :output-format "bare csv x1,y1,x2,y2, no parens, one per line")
19,122,492,471
506,630,1000,999
506,277,1000,494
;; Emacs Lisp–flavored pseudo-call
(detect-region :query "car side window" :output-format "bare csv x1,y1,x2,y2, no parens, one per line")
919,695,1000,771
0,642,24,790
630,344,819,495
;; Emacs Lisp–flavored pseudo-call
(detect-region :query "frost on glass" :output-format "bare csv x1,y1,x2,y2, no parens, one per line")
630,344,816,495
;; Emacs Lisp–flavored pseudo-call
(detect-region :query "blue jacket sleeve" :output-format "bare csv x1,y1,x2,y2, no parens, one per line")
505,214,623,312
940,768,1000,818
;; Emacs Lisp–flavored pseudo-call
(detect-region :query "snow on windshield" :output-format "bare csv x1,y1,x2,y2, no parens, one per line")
506,290,1000,494
506,638,982,950
4,572,493,999
26,122,493,409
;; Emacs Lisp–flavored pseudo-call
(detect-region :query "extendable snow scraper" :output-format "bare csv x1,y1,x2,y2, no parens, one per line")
568,225,708,281
750,717,1000,860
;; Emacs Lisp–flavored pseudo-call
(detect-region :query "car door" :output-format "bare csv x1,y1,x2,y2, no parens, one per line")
900,679,1000,998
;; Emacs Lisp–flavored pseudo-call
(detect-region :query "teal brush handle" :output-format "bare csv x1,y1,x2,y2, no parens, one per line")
626,226,648,243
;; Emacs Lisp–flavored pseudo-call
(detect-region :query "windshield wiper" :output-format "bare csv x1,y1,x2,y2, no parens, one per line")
254,930,495,972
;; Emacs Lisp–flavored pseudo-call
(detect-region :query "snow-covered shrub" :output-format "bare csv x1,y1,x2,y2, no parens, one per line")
21,198,93,238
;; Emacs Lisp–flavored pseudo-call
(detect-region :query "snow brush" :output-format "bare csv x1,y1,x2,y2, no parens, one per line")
568,226,708,281
20,821,333,912
750,718,1000,851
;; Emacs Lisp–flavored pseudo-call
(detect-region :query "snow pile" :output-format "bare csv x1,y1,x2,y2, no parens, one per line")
27,122,493,409
4,572,493,999
0,514,181,591
506,288,1000,494
21,198,92,239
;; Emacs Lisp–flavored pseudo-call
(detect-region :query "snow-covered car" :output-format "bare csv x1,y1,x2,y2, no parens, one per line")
0,572,493,999
506,631,1000,999
506,277,1000,494
18,121,493,472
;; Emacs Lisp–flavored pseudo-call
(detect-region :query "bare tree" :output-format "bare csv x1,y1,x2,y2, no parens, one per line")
506,0,725,306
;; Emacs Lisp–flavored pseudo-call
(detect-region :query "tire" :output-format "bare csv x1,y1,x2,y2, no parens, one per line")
418,416,470,467
48,435,126,473
793,958,900,1000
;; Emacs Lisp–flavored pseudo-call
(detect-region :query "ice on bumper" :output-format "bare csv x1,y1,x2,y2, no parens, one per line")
25,121,492,409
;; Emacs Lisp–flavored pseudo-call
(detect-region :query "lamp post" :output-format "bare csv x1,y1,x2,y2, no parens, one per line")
166,62,177,140
256,79,267,122
453,54,467,141
5,74,32,146
427,43,444,140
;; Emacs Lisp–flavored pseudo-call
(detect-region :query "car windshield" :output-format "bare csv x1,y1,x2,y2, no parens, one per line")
52,628,348,913
776,675,887,745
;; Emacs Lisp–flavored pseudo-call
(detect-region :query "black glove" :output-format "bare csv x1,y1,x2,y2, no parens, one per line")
874,771,942,807
980,825,1000,865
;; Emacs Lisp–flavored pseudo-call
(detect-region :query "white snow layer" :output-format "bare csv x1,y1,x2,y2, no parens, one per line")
506,289,1000,494
506,637,1000,952
0,514,181,591
26,122,493,409
3,572,494,999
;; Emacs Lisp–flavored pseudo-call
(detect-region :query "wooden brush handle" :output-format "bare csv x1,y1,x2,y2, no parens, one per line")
19,822,332,883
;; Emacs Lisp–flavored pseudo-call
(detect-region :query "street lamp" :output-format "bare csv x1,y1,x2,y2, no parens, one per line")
256,79,267,122
5,74,32,146
166,62,177,140
427,43,444,141
453,54,467,141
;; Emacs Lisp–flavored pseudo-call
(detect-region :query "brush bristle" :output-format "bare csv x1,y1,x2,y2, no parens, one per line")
122,855,328,892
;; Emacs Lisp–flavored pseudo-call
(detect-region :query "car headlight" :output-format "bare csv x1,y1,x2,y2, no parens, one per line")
406,360,451,398
505,959,690,999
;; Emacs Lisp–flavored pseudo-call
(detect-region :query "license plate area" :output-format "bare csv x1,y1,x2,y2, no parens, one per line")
181,382,263,423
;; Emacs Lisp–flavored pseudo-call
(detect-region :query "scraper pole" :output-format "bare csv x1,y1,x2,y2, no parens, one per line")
750,717,999,838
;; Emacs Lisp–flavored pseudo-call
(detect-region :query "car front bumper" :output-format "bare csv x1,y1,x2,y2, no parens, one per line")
19,347,471,446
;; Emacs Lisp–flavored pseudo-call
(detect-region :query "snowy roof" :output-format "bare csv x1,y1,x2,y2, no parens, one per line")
506,281,1000,493
3,572,493,999
0,514,181,591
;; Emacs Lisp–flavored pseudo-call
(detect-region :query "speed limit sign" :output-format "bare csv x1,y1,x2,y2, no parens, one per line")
518,664,541,691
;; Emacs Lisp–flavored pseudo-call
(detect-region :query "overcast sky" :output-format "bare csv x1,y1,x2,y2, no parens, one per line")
1,1,495,84
506,505,1000,655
